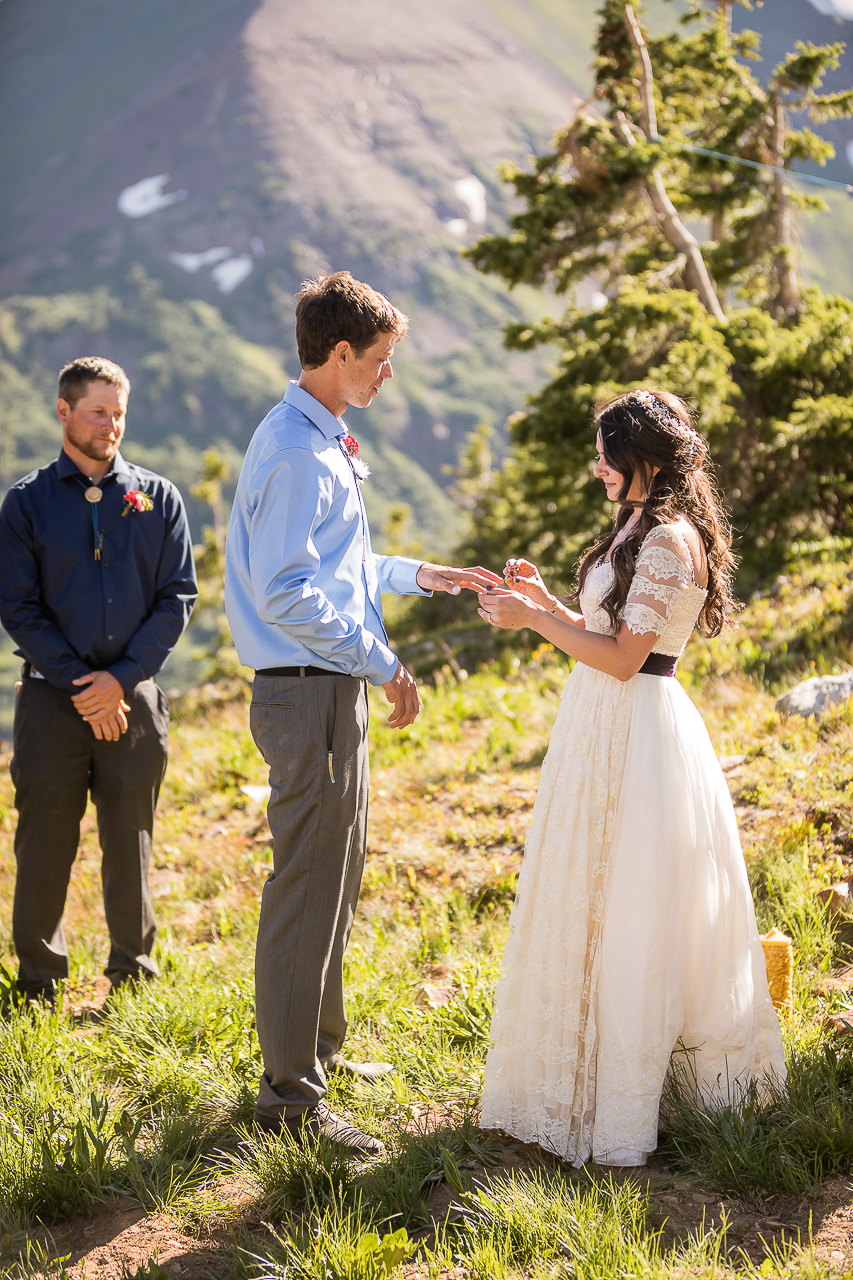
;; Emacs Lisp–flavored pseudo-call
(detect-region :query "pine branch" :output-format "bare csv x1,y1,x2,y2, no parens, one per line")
625,4,659,138
622,6,726,322
808,89,853,123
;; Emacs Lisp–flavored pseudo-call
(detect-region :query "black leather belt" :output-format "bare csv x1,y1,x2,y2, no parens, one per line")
255,665,340,678
639,653,678,677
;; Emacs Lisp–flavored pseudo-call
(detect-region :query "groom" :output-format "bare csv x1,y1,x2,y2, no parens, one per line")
225,271,498,1155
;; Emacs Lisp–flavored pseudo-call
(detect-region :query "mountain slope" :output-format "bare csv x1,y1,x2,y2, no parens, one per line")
0,0,848,528
0,0,579,544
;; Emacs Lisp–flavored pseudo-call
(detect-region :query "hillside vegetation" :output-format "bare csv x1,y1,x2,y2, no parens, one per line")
0,275,460,545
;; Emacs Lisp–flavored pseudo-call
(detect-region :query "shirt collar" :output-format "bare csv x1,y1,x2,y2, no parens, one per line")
284,380,347,441
57,449,133,482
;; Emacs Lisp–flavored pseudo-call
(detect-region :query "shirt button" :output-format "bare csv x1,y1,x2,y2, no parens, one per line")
107,598,113,604
107,634,114,640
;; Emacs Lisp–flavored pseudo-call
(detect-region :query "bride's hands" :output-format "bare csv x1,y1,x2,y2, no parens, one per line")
504,558,552,609
477,556,560,629
477,586,537,630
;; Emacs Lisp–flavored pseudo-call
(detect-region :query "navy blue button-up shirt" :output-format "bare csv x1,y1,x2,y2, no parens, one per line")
0,450,198,694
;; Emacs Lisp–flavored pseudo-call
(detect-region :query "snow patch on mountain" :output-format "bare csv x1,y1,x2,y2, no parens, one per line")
118,175,187,218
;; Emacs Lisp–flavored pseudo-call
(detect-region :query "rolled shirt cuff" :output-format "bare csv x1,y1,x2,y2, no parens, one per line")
377,555,432,597
362,640,399,686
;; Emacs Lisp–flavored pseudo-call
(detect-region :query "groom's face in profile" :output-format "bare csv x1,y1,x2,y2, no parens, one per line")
339,333,396,410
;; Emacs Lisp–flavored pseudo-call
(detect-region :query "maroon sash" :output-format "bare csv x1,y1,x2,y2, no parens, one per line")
639,652,678,677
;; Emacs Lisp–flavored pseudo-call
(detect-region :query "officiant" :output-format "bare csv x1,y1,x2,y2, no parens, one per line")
0,356,197,1004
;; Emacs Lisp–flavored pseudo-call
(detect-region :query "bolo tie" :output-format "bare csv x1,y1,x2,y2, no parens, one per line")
76,476,105,560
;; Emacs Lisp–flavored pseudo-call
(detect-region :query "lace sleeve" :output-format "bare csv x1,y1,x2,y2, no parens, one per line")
621,526,694,638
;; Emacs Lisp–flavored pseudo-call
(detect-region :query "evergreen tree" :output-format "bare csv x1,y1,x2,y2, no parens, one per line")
458,0,853,591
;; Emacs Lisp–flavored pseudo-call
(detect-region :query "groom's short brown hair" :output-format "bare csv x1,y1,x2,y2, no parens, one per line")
295,271,408,370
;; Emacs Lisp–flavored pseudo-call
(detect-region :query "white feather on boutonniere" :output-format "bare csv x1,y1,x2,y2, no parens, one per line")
341,433,371,482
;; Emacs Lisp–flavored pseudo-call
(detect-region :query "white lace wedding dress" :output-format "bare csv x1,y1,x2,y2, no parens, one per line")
480,524,786,1166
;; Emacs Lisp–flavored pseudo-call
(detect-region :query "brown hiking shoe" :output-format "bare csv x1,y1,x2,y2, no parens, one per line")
255,1102,385,1158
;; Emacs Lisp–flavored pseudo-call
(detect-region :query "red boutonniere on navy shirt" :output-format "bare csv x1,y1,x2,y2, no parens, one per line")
122,489,154,517
340,434,370,482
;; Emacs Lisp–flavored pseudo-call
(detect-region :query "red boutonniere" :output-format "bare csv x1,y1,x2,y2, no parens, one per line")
340,433,370,482
122,489,154,517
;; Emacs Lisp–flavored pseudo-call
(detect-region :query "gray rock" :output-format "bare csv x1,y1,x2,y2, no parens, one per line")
775,672,853,719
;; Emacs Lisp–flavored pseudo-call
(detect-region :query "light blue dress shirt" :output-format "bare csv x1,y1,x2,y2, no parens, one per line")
225,382,429,685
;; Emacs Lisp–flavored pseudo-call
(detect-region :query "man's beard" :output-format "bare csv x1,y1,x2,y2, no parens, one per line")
66,425,119,461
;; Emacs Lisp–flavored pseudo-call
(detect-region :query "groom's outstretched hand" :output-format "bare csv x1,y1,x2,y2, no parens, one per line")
383,565,502,729
383,660,423,729
416,562,503,595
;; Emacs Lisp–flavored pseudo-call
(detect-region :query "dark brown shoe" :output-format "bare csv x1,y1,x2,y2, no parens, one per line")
255,1102,385,1157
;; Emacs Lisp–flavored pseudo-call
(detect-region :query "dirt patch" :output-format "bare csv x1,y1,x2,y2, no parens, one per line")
810,1179,853,1271
26,1202,229,1280
624,1163,853,1268
17,1142,853,1277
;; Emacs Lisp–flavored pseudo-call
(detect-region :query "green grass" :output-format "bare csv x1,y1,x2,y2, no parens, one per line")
661,1038,853,1198
0,557,852,1274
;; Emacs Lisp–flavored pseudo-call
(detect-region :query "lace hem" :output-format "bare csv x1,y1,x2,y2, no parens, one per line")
483,1038,785,1163
480,1095,594,1166
593,1102,659,1159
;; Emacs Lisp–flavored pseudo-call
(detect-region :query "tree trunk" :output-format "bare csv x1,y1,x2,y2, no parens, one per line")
771,98,800,318
717,0,731,37
621,7,726,322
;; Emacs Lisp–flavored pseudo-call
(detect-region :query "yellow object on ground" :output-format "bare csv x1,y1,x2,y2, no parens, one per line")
760,928,794,1011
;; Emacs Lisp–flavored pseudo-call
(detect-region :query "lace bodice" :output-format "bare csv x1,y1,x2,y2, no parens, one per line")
580,524,708,659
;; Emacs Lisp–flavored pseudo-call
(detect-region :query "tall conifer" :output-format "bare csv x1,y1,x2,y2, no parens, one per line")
460,0,853,588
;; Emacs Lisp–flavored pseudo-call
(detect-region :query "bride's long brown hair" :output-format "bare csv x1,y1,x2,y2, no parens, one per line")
576,389,736,636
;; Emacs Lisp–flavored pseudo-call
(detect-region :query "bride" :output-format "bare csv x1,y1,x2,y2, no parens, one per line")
477,388,785,1167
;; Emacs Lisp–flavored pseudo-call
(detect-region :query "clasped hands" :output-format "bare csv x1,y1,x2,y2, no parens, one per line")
71,670,129,741
477,557,556,629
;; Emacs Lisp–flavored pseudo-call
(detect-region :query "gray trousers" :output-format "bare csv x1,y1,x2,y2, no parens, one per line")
11,676,169,992
250,671,369,1121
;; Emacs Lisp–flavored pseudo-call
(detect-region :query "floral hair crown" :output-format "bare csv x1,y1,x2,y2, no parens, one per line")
627,390,704,457
630,389,681,431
